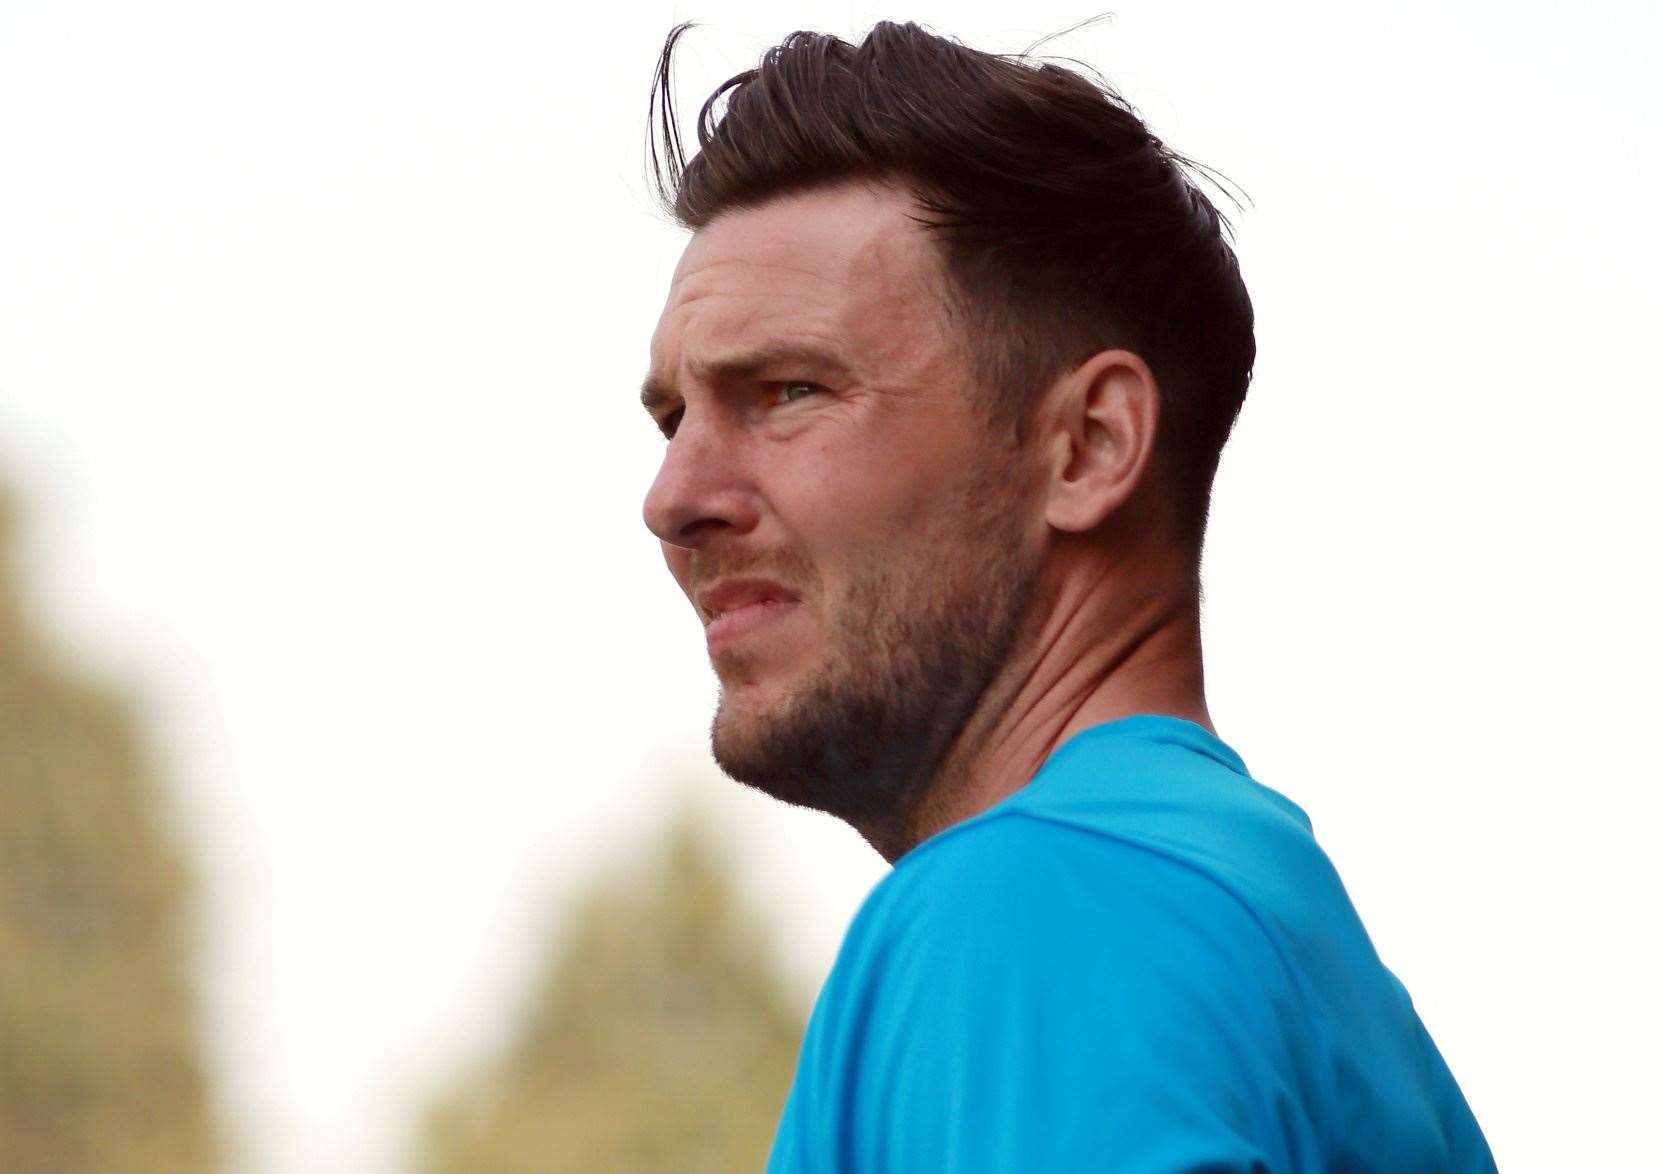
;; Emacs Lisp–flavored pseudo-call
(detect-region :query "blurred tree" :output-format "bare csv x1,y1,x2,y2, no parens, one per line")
0,483,220,1171
419,807,808,1173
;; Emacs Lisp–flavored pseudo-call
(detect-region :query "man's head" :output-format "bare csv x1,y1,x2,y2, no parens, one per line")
640,23,1254,851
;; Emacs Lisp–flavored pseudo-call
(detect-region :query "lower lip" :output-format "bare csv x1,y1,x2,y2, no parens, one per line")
706,599,800,651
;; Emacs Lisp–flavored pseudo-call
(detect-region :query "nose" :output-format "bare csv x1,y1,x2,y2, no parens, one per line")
642,411,761,549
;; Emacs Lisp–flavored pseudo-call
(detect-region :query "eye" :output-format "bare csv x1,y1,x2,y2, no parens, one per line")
774,381,821,405
659,406,683,439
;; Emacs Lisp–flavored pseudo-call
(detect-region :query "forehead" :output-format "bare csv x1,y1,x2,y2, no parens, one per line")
650,181,954,375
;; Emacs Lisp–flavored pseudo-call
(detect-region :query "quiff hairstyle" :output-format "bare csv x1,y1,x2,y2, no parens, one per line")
648,21,1256,548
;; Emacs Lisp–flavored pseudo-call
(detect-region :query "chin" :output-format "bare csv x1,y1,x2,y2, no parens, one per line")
708,676,786,763
707,671,819,797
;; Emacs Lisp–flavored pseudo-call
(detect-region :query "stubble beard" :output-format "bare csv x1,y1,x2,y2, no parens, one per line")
708,466,1041,855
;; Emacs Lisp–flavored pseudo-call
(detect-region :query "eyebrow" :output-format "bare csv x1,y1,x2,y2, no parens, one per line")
640,342,853,416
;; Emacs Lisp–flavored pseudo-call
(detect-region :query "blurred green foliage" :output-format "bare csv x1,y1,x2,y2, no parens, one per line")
418,809,808,1173
0,485,220,1171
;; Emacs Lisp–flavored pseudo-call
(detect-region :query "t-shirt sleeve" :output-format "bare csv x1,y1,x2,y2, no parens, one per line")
765,813,1316,1173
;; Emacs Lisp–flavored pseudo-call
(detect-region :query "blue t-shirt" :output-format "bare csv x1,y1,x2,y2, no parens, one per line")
766,715,1496,1172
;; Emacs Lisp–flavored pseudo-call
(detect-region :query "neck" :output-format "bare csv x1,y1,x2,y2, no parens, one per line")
871,548,1210,863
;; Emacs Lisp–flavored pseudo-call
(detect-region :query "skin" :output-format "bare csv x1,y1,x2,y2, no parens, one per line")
642,179,1213,863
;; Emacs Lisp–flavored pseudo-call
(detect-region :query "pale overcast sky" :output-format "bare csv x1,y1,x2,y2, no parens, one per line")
1,1,1651,1171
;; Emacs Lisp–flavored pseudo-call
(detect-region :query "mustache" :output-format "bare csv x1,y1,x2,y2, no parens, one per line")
687,547,819,597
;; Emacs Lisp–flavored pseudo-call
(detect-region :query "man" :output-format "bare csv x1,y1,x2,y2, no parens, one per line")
640,21,1496,1173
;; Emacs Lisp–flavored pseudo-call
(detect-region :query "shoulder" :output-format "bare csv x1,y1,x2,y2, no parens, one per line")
842,807,1289,994
775,811,1307,1170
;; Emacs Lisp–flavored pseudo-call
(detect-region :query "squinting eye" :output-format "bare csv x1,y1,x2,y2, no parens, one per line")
777,381,819,404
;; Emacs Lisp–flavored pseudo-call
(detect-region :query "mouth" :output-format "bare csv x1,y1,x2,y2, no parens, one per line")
697,578,803,652
705,597,801,650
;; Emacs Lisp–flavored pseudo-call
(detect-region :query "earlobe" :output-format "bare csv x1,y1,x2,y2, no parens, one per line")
1042,349,1159,535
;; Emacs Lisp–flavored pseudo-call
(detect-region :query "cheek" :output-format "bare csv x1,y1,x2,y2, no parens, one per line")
770,408,1003,571
795,436,944,540
784,475,910,565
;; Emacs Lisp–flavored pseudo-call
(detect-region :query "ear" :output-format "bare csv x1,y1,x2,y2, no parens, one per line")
1041,349,1160,534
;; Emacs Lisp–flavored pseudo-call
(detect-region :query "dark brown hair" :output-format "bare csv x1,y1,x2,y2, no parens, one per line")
648,21,1256,546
